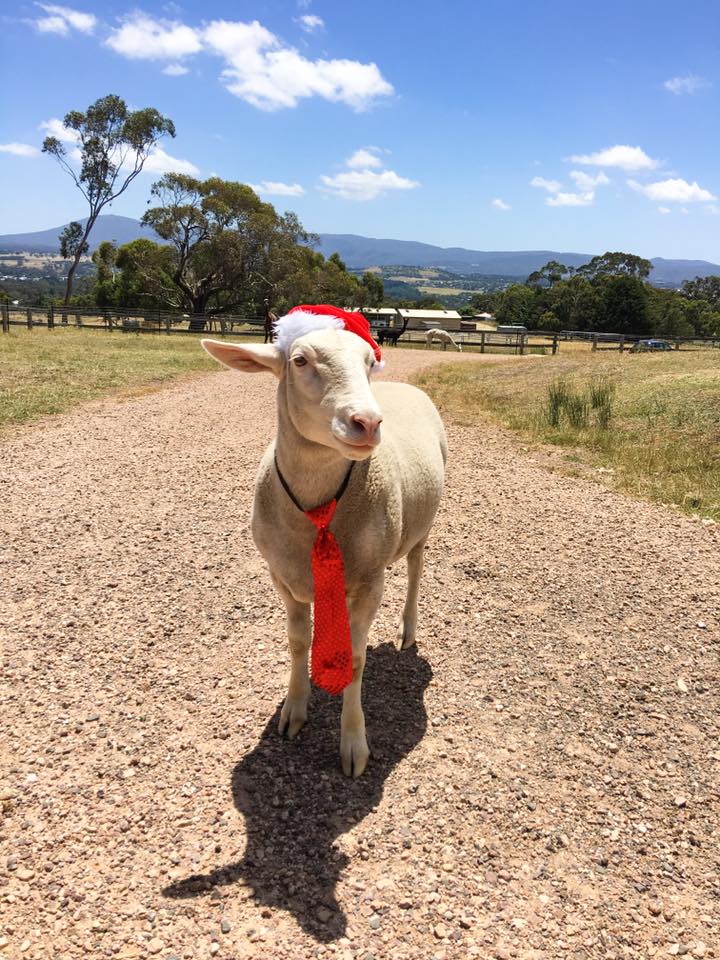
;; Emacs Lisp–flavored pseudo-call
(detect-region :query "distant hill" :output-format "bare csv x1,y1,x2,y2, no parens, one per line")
0,215,160,252
1,216,718,286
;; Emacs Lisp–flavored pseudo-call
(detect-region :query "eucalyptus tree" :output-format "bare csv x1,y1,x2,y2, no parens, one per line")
43,94,175,304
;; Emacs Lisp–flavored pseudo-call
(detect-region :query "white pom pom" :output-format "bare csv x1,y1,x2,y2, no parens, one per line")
274,310,344,355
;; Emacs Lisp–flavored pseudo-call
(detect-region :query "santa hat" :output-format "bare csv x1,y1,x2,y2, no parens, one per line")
274,304,384,368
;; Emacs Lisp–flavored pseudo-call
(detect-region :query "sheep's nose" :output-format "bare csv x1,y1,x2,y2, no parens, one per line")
351,412,383,440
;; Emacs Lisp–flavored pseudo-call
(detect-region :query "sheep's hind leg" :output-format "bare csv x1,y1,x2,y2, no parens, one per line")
341,577,384,778
396,538,427,651
275,580,312,739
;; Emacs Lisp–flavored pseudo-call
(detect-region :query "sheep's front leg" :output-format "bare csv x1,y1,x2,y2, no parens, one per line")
275,579,312,739
341,577,384,778
396,537,427,651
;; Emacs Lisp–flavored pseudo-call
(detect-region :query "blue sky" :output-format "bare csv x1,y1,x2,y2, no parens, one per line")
1,0,719,260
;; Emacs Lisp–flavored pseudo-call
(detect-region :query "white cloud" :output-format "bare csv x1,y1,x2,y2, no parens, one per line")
35,3,96,35
36,15,68,34
546,191,594,207
320,168,419,201
142,148,200,176
106,14,203,59
658,206,671,214
250,180,305,197
570,170,609,190
664,74,710,95
627,177,716,203
104,14,393,112
39,117,80,143
491,198,511,211
162,63,189,76
569,145,658,172
298,14,324,32
346,148,382,170
532,171,608,207
530,176,561,193
0,142,41,157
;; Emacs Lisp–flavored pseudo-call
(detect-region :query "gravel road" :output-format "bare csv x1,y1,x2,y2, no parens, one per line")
1,348,718,960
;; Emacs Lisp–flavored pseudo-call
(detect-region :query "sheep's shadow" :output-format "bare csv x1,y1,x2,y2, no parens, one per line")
163,643,431,942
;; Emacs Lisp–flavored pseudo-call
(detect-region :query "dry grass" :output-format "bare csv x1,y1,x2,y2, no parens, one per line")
416,349,720,520
0,327,225,432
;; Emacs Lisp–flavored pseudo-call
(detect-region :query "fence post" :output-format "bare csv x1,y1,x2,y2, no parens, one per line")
480,331,485,354
592,334,598,351
48,304,55,329
619,336,625,353
519,334,525,355
552,334,558,355
75,312,81,327
27,307,33,330
1,301,8,333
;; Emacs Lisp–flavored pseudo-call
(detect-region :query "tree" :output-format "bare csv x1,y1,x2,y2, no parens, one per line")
597,275,649,334
43,94,175,304
59,221,89,260
496,284,534,325
360,271,384,307
577,251,652,281
550,276,600,331
681,275,720,308
140,174,311,328
527,260,572,288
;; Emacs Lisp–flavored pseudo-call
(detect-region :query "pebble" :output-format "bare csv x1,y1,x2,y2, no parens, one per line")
146,938,164,955
220,919,231,934
17,868,35,881
316,907,333,924
692,944,706,958
674,796,688,808
368,914,381,930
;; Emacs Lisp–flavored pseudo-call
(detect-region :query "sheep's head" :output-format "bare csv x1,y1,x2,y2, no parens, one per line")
202,327,384,461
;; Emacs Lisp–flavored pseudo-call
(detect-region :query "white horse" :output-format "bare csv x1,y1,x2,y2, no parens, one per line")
425,329,462,351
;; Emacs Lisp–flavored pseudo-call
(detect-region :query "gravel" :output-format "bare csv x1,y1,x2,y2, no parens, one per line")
1,349,719,959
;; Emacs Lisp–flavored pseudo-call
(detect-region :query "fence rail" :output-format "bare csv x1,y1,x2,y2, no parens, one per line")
1,303,718,353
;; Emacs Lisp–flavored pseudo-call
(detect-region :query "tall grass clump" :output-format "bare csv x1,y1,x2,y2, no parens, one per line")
544,377,613,430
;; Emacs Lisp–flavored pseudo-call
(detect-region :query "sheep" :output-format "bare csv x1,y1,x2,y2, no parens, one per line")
425,328,462,351
202,305,447,778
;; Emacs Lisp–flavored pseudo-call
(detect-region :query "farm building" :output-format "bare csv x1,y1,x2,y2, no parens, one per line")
359,308,463,332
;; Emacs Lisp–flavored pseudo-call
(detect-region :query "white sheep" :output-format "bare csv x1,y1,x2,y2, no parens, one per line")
425,328,462,351
202,306,447,778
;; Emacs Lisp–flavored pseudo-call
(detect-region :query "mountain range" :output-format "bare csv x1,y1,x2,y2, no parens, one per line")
1,215,718,287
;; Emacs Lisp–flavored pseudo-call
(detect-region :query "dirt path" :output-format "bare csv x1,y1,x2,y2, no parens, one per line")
1,349,718,960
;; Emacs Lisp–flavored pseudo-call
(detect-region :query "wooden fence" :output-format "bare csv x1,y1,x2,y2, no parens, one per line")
2,303,718,353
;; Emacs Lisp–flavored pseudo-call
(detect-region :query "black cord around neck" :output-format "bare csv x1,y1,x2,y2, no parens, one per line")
274,451,355,513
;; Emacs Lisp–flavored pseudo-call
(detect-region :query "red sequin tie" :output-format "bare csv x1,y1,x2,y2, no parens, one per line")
305,499,353,695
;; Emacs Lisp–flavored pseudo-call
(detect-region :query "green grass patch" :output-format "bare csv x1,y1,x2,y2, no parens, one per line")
415,350,720,520
0,327,224,432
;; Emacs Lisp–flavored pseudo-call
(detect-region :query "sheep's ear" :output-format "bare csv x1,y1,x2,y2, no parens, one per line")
201,339,284,377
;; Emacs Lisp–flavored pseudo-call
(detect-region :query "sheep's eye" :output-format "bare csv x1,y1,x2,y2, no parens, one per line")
292,355,308,367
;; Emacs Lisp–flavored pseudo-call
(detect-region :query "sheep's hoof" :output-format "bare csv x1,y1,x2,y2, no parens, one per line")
278,698,308,739
340,730,369,778
395,619,417,651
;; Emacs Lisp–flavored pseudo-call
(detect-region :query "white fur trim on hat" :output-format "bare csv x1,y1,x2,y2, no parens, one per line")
273,310,344,356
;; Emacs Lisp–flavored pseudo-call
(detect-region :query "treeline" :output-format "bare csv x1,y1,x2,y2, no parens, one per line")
467,255,720,338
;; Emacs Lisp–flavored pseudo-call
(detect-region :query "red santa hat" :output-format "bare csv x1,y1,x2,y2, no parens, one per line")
274,304,384,368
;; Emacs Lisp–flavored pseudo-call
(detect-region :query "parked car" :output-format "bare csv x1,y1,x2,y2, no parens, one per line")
629,339,673,353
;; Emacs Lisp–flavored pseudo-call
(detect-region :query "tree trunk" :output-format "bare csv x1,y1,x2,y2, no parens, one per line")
188,291,210,331
63,217,96,306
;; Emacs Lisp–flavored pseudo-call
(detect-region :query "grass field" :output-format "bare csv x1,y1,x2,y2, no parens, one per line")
416,348,720,520
0,327,221,432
